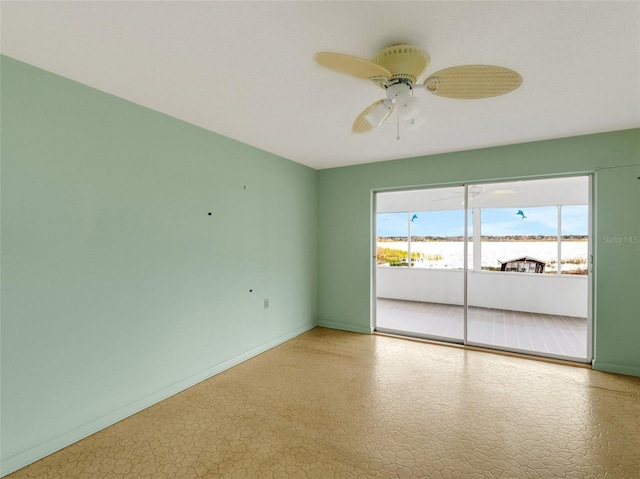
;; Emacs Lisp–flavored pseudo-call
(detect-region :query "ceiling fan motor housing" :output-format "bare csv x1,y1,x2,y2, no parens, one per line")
386,80,412,99
372,44,430,83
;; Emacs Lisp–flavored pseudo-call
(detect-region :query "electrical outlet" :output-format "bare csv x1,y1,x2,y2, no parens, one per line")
264,299,269,309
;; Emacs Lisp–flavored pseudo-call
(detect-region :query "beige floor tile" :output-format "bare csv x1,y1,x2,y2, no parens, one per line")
6,327,640,478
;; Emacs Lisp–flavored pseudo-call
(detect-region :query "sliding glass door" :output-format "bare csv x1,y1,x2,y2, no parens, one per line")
466,177,590,361
375,186,466,342
374,176,591,362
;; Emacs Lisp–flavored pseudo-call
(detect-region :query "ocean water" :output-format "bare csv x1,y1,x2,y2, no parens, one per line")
378,241,589,271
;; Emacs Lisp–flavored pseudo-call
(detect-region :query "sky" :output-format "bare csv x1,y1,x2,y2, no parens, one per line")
377,205,589,237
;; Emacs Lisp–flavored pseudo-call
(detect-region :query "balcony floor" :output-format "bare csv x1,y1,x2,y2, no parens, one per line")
376,298,588,361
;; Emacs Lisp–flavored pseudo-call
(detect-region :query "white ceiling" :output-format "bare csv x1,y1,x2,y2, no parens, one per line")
2,1,639,170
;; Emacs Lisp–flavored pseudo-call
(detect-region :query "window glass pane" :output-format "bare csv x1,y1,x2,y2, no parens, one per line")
409,209,465,269
561,205,588,275
480,206,558,273
376,212,409,267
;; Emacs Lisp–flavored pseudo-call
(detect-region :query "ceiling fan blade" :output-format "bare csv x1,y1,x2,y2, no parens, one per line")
489,189,515,196
424,65,522,99
314,52,392,80
431,194,464,202
352,100,394,134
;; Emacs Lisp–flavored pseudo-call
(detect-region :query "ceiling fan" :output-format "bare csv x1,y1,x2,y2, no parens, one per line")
433,186,515,206
314,44,522,134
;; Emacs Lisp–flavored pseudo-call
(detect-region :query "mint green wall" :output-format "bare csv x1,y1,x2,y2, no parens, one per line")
0,56,317,475
593,164,640,375
317,130,640,375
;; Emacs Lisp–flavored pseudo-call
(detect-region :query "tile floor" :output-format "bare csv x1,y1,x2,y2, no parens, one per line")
376,298,588,360
6,327,640,478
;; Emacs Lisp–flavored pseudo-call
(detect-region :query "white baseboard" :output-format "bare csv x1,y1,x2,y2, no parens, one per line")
316,320,373,335
592,361,640,378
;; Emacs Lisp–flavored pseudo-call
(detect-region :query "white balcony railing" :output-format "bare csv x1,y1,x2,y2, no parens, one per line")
376,267,588,318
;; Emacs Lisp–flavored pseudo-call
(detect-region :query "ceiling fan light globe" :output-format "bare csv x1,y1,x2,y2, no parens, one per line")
396,95,420,120
407,113,427,131
364,101,392,127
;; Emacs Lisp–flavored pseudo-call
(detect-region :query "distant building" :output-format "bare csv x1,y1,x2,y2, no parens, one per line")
499,256,546,273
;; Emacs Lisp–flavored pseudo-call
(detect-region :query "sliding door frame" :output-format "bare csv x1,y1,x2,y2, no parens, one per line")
372,174,593,365
372,182,467,344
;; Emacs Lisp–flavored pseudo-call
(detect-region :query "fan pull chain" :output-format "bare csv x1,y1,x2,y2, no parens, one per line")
396,116,400,141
